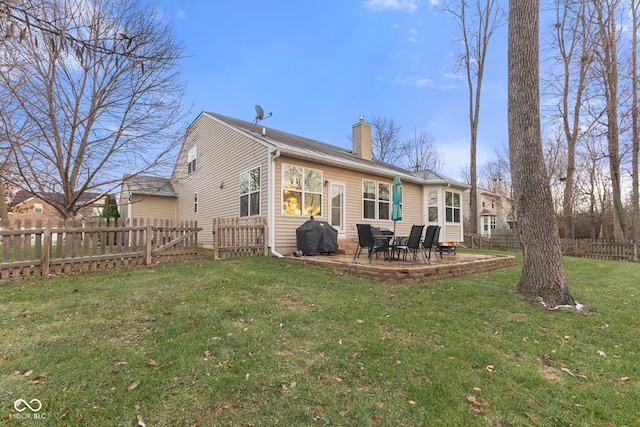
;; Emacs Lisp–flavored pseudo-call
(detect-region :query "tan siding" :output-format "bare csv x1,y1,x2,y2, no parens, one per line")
272,156,423,253
443,224,462,242
171,114,270,247
130,194,176,220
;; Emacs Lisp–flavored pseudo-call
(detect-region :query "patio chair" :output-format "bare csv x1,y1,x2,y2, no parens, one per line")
395,225,425,263
421,225,442,264
354,224,388,263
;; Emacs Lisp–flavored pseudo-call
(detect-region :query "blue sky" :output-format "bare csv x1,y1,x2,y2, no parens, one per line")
155,0,509,180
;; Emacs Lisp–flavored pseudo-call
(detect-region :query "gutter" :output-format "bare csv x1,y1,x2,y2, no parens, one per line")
268,149,284,258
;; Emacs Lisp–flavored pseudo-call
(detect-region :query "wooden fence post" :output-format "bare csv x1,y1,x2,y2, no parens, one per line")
42,220,52,276
146,225,153,265
263,218,269,256
213,218,219,260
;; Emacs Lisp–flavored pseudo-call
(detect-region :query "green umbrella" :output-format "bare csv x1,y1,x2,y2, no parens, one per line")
391,176,402,235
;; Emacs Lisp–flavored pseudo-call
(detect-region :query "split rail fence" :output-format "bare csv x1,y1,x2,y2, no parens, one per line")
465,233,638,262
0,218,202,280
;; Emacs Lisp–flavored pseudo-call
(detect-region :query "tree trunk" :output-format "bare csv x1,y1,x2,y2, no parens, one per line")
0,179,8,221
508,0,576,308
632,0,640,262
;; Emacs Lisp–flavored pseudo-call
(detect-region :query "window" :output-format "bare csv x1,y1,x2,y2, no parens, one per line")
187,146,197,174
282,164,322,216
362,180,392,220
490,217,496,229
427,190,438,222
445,191,461,223
34,203,43,214
194,192,198,213
240,167,261,217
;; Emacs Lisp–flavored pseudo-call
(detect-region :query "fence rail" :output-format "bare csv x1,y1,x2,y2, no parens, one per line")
213,217,268,259
1,218,202,280
464,233,638,262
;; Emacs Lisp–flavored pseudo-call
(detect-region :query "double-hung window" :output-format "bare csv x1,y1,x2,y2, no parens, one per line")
427,190,438,222
282,164,322,216
240,167,261,217
445,191,461,223
363,180,391,220
187,146,197,175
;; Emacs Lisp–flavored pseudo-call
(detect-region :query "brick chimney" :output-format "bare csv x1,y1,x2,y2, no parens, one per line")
352,115,372,161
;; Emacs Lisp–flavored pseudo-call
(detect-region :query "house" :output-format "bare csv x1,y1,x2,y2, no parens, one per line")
118,175,177,222
121,112,469,254
8,190,108,224
463,181,515,238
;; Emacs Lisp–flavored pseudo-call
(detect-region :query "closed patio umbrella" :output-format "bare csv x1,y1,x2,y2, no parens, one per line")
391,176,402,236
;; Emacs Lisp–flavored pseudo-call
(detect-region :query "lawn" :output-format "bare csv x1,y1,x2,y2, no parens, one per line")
1,253,639,426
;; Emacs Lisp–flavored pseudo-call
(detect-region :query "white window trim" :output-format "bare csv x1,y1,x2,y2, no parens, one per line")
362,179,393,221
240,166,261,217
281,164,323,216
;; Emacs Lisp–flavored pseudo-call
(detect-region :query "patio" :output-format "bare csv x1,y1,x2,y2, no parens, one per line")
288,250,517,284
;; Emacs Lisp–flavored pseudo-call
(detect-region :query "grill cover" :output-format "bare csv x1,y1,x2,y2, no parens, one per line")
296,218,338,255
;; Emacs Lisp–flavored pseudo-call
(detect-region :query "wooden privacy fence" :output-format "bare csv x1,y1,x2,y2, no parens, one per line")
213,217,268,259
464,233,638,262
0,218,202,280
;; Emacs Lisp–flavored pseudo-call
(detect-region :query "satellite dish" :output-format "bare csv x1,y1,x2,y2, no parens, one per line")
255,105,264,121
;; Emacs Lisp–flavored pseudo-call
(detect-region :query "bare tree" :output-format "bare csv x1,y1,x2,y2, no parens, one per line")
369,115,403,164
508,0,576,308
442,0,506,242
589,0,627,239
631,0,639,261
479,142,511,194
546,0,595,238
401,127,443,172
0,0,187,219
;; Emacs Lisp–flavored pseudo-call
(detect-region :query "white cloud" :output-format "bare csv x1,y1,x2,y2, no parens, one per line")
395,75,434,87
430,0,440,6
363,0,418,12
176,8,186,19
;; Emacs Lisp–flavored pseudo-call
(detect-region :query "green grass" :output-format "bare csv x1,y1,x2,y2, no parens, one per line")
1,253,639,426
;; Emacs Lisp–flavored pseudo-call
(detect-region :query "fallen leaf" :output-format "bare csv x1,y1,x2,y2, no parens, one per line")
339,409,349,416
597,350,606,357
112,359,128,366
128,380,140,390
398,393,416,404
250,397,260,403
281,384,290,393
561,367,575,377
335,377,343,383
148,359,158,366
357,319,364,324
616,377,630,384
528,396,542,406
466,395,485,408
137,414,146,426
485,365,495,373
376,401,384,408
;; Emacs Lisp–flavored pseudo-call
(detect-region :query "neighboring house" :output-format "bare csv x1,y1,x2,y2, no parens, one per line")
463,181,515,238
8,191,108,224
128,111,469,254
119,175,177,222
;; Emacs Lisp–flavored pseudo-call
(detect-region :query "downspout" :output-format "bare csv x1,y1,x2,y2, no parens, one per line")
269,149,284,258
